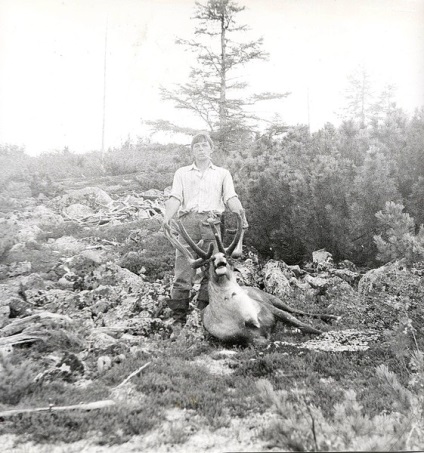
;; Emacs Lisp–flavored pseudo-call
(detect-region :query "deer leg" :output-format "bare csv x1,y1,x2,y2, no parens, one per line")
267,305,322,335
245,287,338,322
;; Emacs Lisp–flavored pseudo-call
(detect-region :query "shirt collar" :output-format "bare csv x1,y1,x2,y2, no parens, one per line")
189,161,216,171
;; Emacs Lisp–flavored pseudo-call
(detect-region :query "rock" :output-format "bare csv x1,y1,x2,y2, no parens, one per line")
312,249,333,264
312,249,334,271
63,203,94,219
0,218,19,255
19,273,46,291
57,274,76,289
59,186,113,208
24,288,76,311
338,259,357,271
87,331,119,355
97,356,113,373
140,189,163,199
31,205,64,225
330,268,361,286
234,258,262,287
7,261,32,277
303,274,329,291
49,236,87,255
287,265,305,277
16,224,43,242
8,297,33,318
262,260,293,299
0,304,10,328
0,264,8,280
358,260,423,298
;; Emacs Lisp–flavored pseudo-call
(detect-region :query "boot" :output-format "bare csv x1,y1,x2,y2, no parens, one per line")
166,298,189,333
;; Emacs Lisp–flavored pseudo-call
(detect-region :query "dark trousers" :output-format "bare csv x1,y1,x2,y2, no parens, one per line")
169,211,221,312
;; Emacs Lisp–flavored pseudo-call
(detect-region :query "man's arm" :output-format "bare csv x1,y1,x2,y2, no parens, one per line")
163,196,181,225
227,196,248,229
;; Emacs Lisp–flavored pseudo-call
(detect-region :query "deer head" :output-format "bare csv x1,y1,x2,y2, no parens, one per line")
163,213,244,281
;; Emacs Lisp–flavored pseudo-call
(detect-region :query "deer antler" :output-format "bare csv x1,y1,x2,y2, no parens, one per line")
208,212,243,258
163,220,214,269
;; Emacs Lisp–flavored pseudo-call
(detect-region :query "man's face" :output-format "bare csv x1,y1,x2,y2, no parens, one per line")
192,139,213,161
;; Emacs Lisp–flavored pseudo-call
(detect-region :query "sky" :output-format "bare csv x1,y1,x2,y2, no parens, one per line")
0,0,423,156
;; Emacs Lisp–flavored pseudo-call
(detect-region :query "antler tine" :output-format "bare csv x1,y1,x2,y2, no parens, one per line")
163,220,214,269
163,221,196,265
207,219,226,254
175,220,213,260
225,212,243,257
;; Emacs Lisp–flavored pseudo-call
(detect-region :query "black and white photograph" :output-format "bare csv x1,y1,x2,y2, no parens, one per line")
1,0,424,451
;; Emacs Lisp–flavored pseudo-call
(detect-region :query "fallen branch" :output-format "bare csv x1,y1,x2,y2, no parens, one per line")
113,362,151,389
1,312,72,337
0,333,45,347
0,400,116,418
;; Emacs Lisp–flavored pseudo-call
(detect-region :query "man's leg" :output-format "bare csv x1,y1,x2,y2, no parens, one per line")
168,246,195,324
197,214,222,310
168,213,201,323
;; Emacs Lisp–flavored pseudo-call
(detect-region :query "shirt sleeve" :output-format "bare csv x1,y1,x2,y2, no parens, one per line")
222,169,238,204
169,168,183,203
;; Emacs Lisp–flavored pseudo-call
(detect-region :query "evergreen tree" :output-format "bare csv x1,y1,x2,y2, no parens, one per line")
340,66,375,128
152,0,288,152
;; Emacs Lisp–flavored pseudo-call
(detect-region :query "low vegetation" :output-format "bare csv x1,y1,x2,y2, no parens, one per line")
1,109,424,451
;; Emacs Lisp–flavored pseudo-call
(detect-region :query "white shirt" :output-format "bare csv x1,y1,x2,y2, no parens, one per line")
169,162,238,215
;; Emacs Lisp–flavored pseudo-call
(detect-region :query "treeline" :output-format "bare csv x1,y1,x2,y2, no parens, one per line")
1,106,423,267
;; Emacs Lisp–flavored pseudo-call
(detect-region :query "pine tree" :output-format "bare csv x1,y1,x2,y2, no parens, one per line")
152,0,288,152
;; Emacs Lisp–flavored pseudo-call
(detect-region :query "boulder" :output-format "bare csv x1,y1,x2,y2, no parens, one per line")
16,224,43,242
0,305,10,329
358,260,424,298
59,186,113,208
63,203,94,219
8,297,33,318
31,205,64,225
140,189,163,200
0,218,19,256
49,236,87,255
312,249,334,271
338,259,357,272
303,274,329,291
234,258,262,287
330,268,361,286
262,260,293,299
7,261,32,277
19,273,46,291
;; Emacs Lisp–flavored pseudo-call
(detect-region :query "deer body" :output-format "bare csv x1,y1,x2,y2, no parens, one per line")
164,213,336,345
203,257,276,343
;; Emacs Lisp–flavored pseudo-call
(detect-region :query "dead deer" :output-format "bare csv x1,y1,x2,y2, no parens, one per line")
164,213,337,345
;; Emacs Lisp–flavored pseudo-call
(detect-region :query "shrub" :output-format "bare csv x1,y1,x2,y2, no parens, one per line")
0,352,38,405
257,354,424,452
373,201,424,264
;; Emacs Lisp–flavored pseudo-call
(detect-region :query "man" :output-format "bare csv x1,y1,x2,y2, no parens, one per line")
163,132,248,327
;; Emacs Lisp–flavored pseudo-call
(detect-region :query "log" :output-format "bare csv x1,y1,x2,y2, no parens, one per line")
1,312,72,337
0,333,45,347
0,400,116,418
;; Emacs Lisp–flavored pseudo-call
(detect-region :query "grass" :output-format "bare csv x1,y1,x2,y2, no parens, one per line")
1,317,423,450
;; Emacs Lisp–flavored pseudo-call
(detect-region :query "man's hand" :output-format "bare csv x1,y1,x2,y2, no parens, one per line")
240,209,249,230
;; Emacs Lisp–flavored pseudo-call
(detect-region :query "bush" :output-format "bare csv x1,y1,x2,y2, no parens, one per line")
374,201,424,264
257,351,424,451
0,352,38,405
